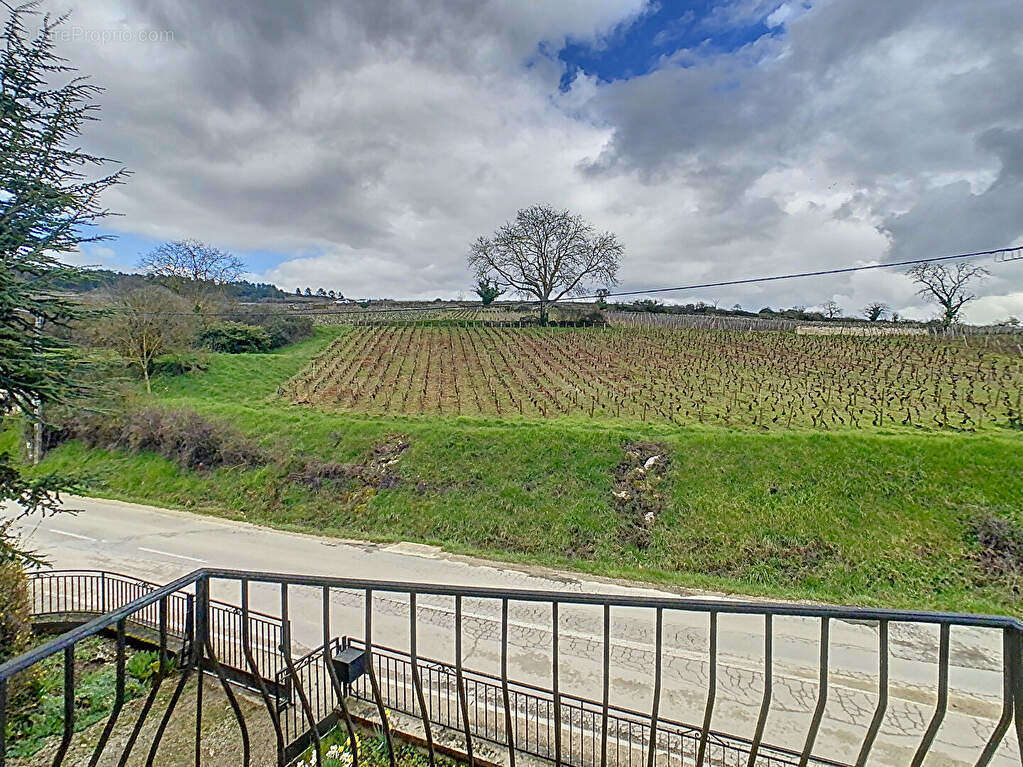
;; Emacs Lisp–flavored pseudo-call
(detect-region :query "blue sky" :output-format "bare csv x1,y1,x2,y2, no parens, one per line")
554,1,789,89
79,229,308,279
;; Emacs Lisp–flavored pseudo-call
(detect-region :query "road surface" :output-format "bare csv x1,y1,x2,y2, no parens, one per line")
4,496,1017,766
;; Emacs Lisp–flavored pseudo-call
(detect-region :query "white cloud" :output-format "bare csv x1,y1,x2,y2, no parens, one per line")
31,0,1023,322
968,291,1023,325
62,244,123,269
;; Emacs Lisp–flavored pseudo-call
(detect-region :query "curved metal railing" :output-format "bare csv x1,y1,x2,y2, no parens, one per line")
1,568,1020,767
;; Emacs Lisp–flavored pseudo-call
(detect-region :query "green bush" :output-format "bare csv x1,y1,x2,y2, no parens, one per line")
150,352,209,377
1,561,42,742
260,314,314,348
0,560,33,665
125,649,178,681
198,322,272,353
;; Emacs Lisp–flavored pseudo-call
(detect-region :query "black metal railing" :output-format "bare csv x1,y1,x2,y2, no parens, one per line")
282,637,845,767
27,569,286,685
2,567,1022,767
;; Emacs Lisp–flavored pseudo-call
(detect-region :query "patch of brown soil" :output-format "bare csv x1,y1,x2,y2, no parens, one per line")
969,512,1023,591
289,436,410,491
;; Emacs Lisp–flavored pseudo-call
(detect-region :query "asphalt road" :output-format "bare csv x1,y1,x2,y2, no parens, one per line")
4,495,1017,766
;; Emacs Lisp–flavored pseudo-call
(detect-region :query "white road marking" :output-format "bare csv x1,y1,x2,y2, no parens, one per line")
49,529,96,541
138,547,206,563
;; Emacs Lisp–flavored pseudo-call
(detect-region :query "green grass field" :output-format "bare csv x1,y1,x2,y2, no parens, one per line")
14,326,1023,615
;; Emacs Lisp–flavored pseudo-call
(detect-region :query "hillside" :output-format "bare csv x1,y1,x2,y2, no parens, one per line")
10,325,1023,615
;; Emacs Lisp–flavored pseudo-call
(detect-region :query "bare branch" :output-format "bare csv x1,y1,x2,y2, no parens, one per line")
467,204,622,323
138,238,245,284
906,262,989,328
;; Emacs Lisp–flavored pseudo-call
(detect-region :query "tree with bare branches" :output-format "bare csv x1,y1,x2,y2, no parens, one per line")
906,262,990,328
138,239,245,314
138,239,244,283
468,204,622,324
90,286,197,393
822,300,842,319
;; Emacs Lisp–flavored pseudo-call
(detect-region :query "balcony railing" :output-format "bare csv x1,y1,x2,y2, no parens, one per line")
1,568,1021,767
26,569,286,685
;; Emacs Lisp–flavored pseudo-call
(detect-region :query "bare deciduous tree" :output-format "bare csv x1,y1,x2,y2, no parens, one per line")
906,262,989,328
138,239,244,314
91,286,197,393
468,204,622,324
862,302,889,322
822,300,842,319
138,239,244,283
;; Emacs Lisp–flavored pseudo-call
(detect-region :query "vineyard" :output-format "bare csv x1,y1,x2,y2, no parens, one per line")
301,302,1023,335
308,305,592,326
284,325,1023,430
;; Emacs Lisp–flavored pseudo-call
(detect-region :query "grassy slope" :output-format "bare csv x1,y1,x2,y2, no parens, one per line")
19,326,1023,615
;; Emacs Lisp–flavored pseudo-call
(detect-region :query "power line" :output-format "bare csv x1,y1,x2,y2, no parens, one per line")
114,244,1019,317
573,245,1017,301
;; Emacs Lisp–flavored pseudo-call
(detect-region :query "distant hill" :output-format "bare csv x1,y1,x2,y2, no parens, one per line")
53,268,291,301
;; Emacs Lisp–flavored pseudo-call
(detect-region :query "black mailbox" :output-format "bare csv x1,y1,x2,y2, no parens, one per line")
332,646,366,683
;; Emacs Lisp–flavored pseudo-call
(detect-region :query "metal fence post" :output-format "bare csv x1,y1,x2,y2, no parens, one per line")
1010,628,1023,758
194,577,210,767
184,592,195,661
195,578,209,668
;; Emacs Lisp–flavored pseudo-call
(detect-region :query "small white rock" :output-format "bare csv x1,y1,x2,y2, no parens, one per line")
644,455,661,470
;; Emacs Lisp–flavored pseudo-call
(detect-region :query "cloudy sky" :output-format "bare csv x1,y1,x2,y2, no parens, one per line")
44,0,1023,322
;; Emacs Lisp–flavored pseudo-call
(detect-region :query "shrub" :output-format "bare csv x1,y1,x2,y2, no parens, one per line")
970,512,1023,582
126,650,159,680
149,352,209,377
54,406,271,471
125,649,176,681
44,408,125,452
259,314,314,348
0,560,32,664
0,561,42,725
197,322,272,353
576,310,606,326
